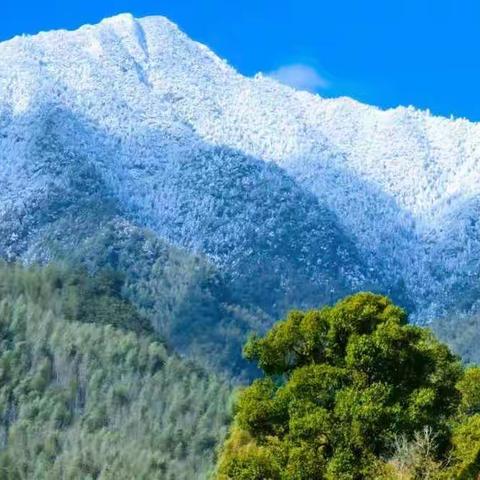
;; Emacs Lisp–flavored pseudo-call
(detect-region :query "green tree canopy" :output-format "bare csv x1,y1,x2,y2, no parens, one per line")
216,293,479,479
0,262,231,479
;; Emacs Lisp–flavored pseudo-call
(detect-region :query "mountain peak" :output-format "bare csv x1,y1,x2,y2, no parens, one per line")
1,13,180,43
0,14,479,321
98,13,181,38
101,12,139,25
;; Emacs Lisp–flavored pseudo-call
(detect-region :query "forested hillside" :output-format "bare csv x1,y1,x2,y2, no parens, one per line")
0,263,231,479
2,13,480,332
0,13,479,480
63,221,272,379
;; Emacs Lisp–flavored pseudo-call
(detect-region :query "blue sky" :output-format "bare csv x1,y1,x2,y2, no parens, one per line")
3,0,480,120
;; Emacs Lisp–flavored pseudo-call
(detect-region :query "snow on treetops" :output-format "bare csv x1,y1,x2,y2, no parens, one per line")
0,14,479,319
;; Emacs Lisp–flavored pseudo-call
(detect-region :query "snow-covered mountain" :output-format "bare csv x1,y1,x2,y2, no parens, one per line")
0,13,479,321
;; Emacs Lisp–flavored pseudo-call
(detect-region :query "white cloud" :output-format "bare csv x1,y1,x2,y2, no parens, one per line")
268,64,330,92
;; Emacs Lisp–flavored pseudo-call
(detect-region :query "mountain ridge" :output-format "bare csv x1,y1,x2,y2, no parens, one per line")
0,14,479,326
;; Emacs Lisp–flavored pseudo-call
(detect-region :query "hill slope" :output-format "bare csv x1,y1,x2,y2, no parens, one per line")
0,263,231,479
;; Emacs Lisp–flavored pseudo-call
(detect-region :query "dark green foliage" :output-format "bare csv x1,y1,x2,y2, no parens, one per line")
65,222,271,378
216,293,479,480
0,262,231,479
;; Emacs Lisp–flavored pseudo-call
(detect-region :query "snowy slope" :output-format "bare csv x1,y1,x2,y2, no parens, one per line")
0,13,479,319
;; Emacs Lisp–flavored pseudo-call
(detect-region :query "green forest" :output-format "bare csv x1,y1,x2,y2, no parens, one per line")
0,263,231,479
0,262,479,479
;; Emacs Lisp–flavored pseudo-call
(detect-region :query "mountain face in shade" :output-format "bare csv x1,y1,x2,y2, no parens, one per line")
0,13,479,335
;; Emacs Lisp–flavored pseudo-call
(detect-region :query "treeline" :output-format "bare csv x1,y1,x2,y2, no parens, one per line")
0,262,231,479
216,293,480,479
